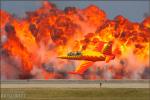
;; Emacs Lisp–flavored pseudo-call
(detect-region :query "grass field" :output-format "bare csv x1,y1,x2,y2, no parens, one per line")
1,88,150,100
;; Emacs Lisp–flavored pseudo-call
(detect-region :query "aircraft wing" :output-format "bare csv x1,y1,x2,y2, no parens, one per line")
69,61,94,74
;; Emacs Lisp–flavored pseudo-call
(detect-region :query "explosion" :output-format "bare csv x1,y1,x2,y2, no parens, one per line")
0,1,150,80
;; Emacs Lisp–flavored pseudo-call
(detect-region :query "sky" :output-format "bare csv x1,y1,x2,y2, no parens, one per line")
1,0,150,22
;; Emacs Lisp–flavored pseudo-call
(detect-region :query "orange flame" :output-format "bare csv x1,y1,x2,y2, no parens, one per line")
1,1,149,79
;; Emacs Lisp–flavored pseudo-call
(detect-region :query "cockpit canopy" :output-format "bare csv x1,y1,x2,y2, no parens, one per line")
67,51,82,56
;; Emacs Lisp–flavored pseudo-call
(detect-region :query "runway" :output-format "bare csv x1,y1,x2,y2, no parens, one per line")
1,79,150,88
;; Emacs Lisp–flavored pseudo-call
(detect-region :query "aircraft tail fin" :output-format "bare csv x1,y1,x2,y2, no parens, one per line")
102,41,113,55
